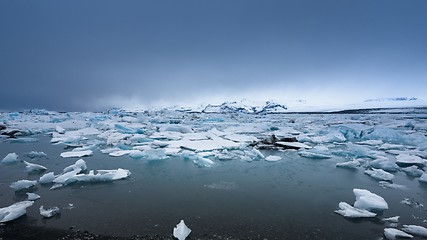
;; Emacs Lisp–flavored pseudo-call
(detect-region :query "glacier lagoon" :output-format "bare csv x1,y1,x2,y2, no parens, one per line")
1,109,427,239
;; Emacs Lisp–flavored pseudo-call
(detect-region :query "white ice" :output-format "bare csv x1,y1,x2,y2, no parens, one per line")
1,152,18,164
402,225,427,237
39,206,60,218
0,201,34,223
401,166,424,177
353,189,388,211
379,181,408,190
265,155,282,162
39,172,56,184
395,154,425,166
382,216,400,223
419,173,427,183
63,159,88,173
384,228,413,240
60,150,93,158
10,180,37,191
334,202,376,218
365,168,394,181
173,220,191,240
336,159,360,169
26,193,41,201
26,151,47,159
24,161,47,173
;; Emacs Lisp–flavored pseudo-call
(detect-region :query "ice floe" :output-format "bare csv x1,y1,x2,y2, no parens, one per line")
26,151,47,159
39,172,56,184
353,189,388,211
382,216,400,223
401,225,427,237
395,154,425,167
24,161,47,173
336,159,360,169
39,206,60,218
384,228,413,239
10,180,38,191
173,220,191,240
419,173,427,184
365,168,395,181
60,150,93,158
265,155,282,162
401,166,424,178
26,192,41,201
1,152,18,164
335,202,377,218
0,201,34,223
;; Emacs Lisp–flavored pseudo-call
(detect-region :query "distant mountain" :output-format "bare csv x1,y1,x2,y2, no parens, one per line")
364,97,418,102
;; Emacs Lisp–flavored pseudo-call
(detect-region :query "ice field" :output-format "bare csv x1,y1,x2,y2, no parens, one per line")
1,108,427,239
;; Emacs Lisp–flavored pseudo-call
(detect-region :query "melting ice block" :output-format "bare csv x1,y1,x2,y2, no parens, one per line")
1,152,18,164
60,150,93,158
384,228,413,240
39,172,56,184
24,161,47,173
365,168,394,181
402,225,427,237
26,193,41,201
0,201,34,223
173,220,191,240
10,180,37,191
265,155,282,162
39,206,60,218
335,202,376,218
63,159,87,173
353,189,388,211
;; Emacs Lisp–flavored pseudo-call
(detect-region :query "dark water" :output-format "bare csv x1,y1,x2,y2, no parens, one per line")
1,136,427,239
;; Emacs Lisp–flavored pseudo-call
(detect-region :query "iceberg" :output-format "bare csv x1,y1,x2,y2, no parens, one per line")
368,157,400,172
365,168,394,181
39,172,56,184
24,161,47,173
402,225,427,237
60,150,93,158
173,220,191,240
0,201,34,223
353,189,388,211
2,152,18,164
384,228,413,240
335,202,376,218
10,180,37,191
39,206,60,218
265,155,282,162
26,193,41,201
401,166,424,178
336,159,360,169
395,154,425,167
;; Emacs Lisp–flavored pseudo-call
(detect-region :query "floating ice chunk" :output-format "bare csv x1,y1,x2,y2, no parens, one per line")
10,180,37,191
395,154,425,167
2,152,18,164
109,150,132,157
369,157,400,172
63,159,87,173
193,155,215,168
379,181,408,190
55,125,65,134
0,201,34,223
223,134,258,143
252,148,265,159
379,143,407,151
60,150,93,158
164,125,193,134
401,166,424,178
152,140,170,147
402,225,427,237
39,206,60,218
419,173,427,183
335,202,376,218
26,151,47,159
343,143,375,159
144,148,168,160
265,155,282,162
128,150,145,158
383,216,400,223
308,132,347,144
39,172,56,184
53,169,80,185
356,140,383,146
26,193,41,201
96,168,131,180
24,161,47,173
336,159,360,169
353,189,388,211
276,141,311,149
384,228,413,240
299,150,332,159
365,168,394,181
173,220,191,240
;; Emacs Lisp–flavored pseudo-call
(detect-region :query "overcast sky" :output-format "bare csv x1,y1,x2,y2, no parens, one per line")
1,0,426,111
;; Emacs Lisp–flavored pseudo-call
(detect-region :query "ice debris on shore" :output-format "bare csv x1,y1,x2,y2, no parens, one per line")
0,201,34,223
39,206,60,218
173,220,191,240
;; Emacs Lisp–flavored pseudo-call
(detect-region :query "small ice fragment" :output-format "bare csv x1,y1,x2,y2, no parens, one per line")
419,173,427,184
276,141,311,149
26,151,47,159
336,159,360,169
63,159,87,173
60,150,93,158
39,206,60,218
402,225,427,237
334,202,377,218
9,137,38,143
0,201,34,223
353,188,388,211
173,220,191,240
2,152,18,164
382,216,400,223
26,193,41,201
384,228,413,240
193,156,215,168
396,154,425,167
39,172,56,184
24,161,47,173
401,166,423,178
10,180,37,191
55,126,65,134
265,155,282,162
379,181,408,190
365,168,394,181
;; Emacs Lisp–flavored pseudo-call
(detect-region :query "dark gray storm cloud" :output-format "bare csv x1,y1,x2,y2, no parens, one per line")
1,0,427,111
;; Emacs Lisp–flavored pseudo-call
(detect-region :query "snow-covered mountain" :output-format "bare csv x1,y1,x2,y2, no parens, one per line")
364,97,418,102
200,100,287,114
